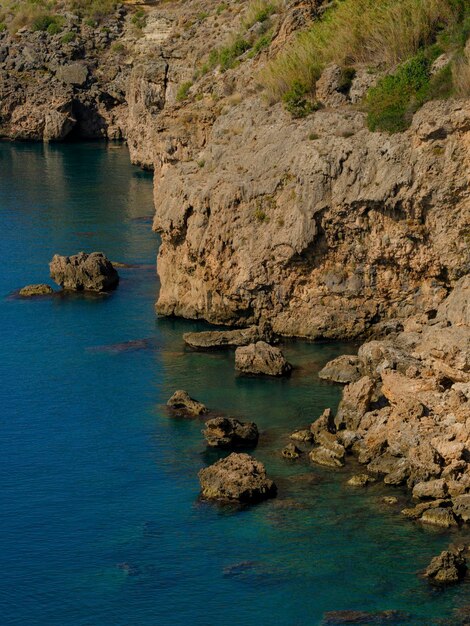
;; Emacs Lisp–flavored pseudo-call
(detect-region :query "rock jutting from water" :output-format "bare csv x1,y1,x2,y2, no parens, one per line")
318,355,362,384
202,417,259,448
49,252,119,292
235,341,292,376
183,326,271,350
198,452,277,504
167,390,207,417
18,284,54,297
424,546,468,584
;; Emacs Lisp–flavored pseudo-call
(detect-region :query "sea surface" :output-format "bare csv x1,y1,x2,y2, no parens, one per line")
1,142,469,626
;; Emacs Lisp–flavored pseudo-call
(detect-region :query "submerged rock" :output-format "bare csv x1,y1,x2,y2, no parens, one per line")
198,452,277,504
235,341,292,376
319,355,362,384
18,284,54,297
202,417,258,448
347,474,375,487
290,429,313,444
424,547,467,584
49,252,119,292
184,326,262,350
282,443,301,459
322,609,408,624
167,390,206,416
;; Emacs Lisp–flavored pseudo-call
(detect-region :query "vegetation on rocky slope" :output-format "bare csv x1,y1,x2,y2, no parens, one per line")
0,0,118,33
261,0,470,131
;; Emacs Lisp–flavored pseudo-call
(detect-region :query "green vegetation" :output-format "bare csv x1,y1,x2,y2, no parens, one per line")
131,8,146,30
243,0,278,29
0,0,117,33
61,31,76,43
176,81,193,102
261,0,470,127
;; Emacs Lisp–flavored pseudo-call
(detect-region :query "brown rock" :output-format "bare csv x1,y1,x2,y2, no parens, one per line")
235,341,292,376
202,417,258,448
19,284,53,297
310,445,345,468
183,326,262,350
335,376,374,430
318,354,362,384
424,547,467,584
167,390,206,416
420,507,458,528
49,252,119,292
198,453,277,504
282,443,301,459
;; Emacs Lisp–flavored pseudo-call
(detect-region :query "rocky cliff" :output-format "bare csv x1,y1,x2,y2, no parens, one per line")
1,0,469,340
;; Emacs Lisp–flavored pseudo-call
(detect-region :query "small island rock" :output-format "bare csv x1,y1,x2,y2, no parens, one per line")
49,252,119,292
184,327,261,350
318,355,362,384
167,390,206,416
19,284,53,297
235,341,292,376
282,443,301,459
202,417,258,448
198,452,277,504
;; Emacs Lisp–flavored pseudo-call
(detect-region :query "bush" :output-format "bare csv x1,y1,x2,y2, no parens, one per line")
282,80,317,117
243,0,278,29
366,53,432,133
210,36,251,71
61,31,76,43
32,14,62,33
176,81,193,102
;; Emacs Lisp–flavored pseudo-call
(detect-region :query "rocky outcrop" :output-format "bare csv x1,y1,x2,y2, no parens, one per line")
323,275,470,523
198,452,277,504
183,326,262,350
202,417,258,448
167,390,206,416
424,547,467,584
18,284,54,297
49,252,119,292
235,341,292,376
319,355,362,384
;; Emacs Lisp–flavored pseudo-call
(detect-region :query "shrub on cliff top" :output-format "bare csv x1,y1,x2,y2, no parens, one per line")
261,0,460,101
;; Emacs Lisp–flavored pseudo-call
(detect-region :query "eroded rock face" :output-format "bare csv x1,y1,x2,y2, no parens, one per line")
424,547,467,584
198,452,277,503
202,417,258,448
235,341,292,376
167,390,206,416
49,252,119,292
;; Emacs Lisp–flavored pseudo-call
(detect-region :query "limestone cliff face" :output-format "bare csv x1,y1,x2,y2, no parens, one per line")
1,0,469,339
153,97,470,338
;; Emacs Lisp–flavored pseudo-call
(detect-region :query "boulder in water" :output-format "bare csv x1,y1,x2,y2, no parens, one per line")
235,341,292,376
198,452,277,504
167,390,207,416
202,417,258,448
184,326,261,350
318,355,362,384
49,252,119,292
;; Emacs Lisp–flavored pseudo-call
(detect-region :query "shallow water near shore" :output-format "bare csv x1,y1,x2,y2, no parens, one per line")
1,142,469,626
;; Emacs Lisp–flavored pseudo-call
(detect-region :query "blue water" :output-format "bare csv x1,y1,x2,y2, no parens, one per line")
1,142,469,626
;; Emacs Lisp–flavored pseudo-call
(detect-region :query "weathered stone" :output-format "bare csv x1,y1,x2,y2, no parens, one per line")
235,341,292,376
347,473,374,487
49,252,119,292
183,326,261,350
310,445,345,468
424,547,467,584
167,390,206,416
420,507,458,528
453,494,470,522
318,355,362,384
310,408,335,438
335,376,374,430
56,62,88,86
282,443,301,459
290,429,313,444
382,496,399,505
202,417,258,448
198,452,277,504
413,479,448,500
18,284,53,297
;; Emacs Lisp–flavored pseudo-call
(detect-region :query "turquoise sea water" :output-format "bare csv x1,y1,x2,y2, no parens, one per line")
1,142,469,626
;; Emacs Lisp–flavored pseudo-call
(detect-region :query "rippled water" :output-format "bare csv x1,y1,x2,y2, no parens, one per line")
1,142,469,626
